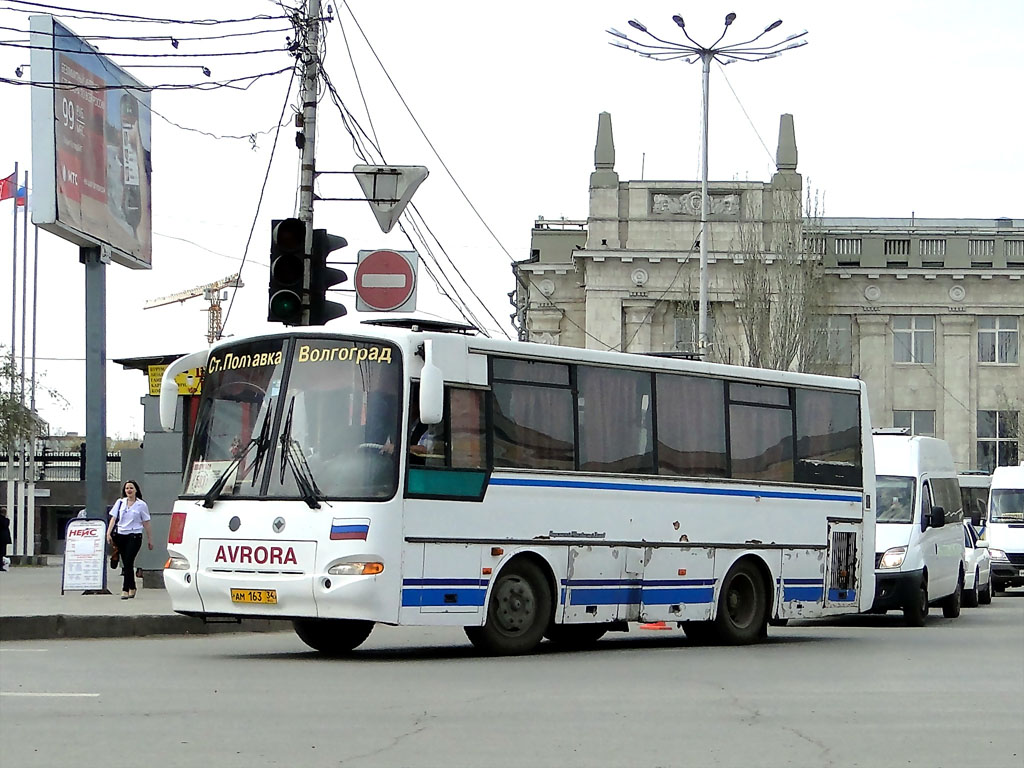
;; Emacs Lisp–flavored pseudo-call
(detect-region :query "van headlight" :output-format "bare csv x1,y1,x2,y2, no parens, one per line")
988,548,1009,562
878,546,907,569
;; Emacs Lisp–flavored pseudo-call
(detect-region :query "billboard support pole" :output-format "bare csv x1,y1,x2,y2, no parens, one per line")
297,0,322,325
81,246,107,520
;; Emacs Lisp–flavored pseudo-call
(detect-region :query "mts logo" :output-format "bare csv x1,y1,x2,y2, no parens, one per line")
68,528,98,537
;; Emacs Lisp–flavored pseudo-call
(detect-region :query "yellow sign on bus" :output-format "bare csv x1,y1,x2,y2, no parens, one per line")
148,365,203,397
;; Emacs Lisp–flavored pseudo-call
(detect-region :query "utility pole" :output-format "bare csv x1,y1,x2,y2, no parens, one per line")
297,0,321,325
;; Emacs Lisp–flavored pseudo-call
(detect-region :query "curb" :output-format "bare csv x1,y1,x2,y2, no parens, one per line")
1,614,289,642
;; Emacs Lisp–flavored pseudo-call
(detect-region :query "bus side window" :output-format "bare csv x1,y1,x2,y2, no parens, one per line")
450,389,486,469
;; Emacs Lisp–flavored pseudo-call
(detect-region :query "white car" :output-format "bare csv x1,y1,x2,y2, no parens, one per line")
962,521,992,607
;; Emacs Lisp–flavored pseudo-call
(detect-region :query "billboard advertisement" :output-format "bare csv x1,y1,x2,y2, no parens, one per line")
29,14,152,269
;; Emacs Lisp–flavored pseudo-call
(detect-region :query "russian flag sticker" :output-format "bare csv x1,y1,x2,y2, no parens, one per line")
330,518,370,541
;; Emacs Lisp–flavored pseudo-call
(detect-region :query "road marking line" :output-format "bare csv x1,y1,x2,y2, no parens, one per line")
0,648,49,652
1,692,100,698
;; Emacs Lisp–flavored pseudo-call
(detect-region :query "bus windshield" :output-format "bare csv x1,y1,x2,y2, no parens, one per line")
183,336,402,501
876,475,915,523
989,489,1024,523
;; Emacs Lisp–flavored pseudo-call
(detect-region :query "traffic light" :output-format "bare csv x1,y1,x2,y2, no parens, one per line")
268,218,306,325
309,228,349,325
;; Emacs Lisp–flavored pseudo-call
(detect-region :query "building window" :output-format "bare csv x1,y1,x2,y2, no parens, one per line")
884,239,910,257
977,410,1020,473
978,316,1019,364
920,239,946,257
835,238,861,256
893,316,935,363
674,310,715,354
802,236,825,255
1006,240,1024,268
809,315,852,365
968,239,995,258
893,410,935,436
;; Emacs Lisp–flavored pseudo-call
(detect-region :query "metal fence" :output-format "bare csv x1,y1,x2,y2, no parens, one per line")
0,452,122,482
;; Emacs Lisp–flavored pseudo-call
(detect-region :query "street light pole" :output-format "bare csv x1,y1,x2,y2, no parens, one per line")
608,13,807,355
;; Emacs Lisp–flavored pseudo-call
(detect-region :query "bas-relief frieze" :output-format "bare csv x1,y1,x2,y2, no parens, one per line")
652,191,740,216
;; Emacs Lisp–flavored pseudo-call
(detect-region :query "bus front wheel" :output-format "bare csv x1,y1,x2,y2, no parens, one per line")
713,560,768,645
293,618,374,655
465,559,551,655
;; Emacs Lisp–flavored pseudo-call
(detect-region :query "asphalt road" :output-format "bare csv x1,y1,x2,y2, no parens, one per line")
2,593,1022,768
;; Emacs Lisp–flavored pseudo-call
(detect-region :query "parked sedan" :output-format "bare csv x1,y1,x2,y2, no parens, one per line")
963,521,992,607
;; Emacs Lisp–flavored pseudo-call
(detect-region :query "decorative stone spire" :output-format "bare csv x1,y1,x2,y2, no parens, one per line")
590,112,618,188
775,113,798,172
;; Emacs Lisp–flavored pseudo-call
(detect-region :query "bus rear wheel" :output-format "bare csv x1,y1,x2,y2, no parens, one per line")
544,624,607,649
293,618,374,655
465,559,551,655
713,560,768,645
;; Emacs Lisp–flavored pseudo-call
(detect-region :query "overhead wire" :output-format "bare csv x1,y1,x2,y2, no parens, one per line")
1,1,290,25
219,62,299,338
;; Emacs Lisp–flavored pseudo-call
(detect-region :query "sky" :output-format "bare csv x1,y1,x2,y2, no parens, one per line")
1,0,1022,439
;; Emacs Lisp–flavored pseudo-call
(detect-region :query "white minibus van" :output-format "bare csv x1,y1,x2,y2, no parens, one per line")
987,465,1024,593
872,431,965,625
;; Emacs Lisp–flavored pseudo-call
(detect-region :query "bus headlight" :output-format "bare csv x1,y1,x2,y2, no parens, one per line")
328,561,384,576
988,548,1009,562
164,555,190,570
879,546,907,569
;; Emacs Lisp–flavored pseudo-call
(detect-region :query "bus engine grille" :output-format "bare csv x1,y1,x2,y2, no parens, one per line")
829,531,857,591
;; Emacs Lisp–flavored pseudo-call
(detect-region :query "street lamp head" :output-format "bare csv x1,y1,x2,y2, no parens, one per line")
672,14,685,29
765,19,782,32
628,19,648,33
724,12,737,26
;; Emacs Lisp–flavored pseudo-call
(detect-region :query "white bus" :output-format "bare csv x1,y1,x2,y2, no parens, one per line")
159,323,876,655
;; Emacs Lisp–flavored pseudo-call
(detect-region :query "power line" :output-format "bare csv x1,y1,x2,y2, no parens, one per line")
1,1,290,25
0,65,294,91
219,63,299,338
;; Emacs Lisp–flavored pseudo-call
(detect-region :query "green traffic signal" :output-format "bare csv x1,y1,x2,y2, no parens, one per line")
268,218,306,325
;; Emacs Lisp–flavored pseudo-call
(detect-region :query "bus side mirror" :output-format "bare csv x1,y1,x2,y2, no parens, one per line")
419,340,444,425
159,349,211,431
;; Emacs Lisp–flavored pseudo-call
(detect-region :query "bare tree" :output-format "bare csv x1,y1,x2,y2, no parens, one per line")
731,186,830,371
1,348,65,449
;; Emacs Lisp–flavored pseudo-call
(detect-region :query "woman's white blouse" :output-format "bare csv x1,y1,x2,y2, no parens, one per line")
110,499,151,534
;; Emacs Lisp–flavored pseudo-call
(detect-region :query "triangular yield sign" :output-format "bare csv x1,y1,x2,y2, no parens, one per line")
352,165,429,233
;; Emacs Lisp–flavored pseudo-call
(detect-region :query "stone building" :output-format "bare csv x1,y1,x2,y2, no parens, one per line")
513,113,1023,472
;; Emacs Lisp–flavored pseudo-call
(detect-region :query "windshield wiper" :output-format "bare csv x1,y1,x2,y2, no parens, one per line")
279,397,326,509
201,405,273,509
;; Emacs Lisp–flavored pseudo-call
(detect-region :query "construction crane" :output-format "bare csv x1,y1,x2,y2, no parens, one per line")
144,273,244,344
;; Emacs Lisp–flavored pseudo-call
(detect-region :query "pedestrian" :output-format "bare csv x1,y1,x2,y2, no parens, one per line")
0,507,11,571
105,480,154,599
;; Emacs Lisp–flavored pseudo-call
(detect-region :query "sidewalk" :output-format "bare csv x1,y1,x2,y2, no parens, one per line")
0,559,285,641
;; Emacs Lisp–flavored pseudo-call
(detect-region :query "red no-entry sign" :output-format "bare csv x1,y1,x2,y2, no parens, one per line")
355,249,418,312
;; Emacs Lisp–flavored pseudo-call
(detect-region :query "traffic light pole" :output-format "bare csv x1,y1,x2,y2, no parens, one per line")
297,0,322,325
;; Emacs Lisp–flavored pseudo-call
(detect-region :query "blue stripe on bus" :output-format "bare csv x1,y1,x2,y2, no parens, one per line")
401,588,487,607
782,586,823,602
778,578,823,585
402,578,490,587
489,476,861,503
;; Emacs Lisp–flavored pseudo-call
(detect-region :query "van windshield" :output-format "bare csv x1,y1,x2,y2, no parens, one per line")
876,475,915,523
989,489,1024,523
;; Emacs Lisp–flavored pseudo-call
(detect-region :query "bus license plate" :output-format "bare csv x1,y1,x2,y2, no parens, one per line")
230,589,277,604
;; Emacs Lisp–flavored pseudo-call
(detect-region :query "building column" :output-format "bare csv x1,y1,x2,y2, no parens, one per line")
526,306,563,346
940,315,973,470
855,314,890,430
623,299,656,354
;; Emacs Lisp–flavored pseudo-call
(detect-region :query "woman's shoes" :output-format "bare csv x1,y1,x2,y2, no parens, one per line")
128,590,136,599
120,591,129,599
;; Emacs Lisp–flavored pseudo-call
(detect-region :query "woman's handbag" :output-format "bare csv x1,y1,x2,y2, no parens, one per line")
109,499,122,569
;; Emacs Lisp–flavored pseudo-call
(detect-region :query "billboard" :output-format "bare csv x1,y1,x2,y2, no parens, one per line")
29,15,152,269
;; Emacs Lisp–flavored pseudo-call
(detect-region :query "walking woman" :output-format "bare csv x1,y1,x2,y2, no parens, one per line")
106,480,154,599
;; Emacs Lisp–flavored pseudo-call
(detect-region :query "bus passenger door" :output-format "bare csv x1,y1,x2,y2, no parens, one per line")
561,546,634,624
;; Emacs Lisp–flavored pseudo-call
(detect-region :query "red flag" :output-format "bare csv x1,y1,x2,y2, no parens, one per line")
0,171,16,201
